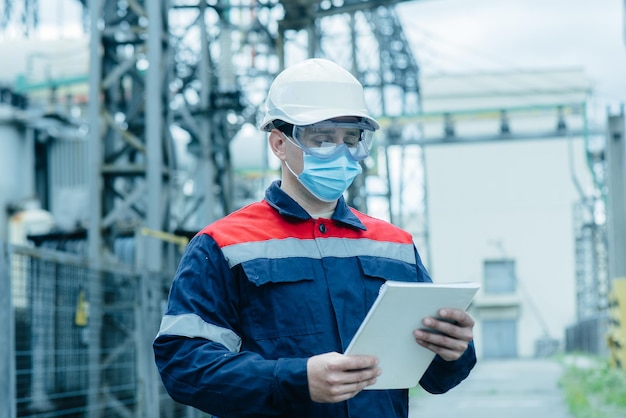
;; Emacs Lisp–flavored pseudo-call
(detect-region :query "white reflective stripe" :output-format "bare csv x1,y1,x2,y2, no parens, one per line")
221,237,415,267
156,313,242,353
222,238,317,266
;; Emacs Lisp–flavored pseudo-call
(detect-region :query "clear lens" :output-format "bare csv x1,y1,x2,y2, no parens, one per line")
291,121,374,161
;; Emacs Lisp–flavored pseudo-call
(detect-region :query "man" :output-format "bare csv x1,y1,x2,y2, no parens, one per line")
153,58,476,417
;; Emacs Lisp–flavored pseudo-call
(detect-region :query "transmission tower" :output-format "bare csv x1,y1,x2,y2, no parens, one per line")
1,0,39,36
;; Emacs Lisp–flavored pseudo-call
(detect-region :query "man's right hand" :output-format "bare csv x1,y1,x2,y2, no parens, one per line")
306,352,381,403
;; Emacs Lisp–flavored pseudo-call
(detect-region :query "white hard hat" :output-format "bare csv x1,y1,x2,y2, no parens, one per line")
259,58,380,132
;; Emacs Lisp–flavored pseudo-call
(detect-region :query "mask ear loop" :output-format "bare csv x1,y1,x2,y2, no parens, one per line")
282,132,301,150
281,133,303,179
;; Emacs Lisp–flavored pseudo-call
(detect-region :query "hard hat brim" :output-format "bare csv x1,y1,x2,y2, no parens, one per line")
260,108,379,132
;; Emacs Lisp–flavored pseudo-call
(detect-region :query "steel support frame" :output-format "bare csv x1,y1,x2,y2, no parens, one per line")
87,0,170,416
308,4,428,262
85,0,263,414
606,111,626,281
0,242,17,418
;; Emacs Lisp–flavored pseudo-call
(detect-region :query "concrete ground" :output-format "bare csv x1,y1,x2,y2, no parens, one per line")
409,358,573,418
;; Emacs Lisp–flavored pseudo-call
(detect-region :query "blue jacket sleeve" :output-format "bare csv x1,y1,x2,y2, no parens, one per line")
153,234,310,417
419,340,477,393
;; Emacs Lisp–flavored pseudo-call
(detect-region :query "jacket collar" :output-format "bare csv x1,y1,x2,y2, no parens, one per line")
264,180,367,231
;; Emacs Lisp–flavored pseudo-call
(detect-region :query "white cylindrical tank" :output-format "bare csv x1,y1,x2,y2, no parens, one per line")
230,122,273,173
8,202,56,245
0,105,36,241
8,201,55,309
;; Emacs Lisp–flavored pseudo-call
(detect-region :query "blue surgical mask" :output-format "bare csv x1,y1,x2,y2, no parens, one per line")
284,137,363,202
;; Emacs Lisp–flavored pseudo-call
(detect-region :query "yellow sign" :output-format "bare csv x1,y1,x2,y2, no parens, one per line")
608,278,626,369
74,288,89,327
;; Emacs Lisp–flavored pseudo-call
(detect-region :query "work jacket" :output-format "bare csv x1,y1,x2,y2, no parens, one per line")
154,180,476,417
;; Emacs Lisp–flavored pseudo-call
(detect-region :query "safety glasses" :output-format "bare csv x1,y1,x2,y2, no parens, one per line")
289,120,375,161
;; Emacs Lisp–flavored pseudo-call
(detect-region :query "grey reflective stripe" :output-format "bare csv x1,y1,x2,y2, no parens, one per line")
156,313,242,353
221,237,415,267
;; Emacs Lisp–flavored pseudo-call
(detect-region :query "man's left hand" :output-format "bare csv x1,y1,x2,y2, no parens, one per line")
413,308,475,361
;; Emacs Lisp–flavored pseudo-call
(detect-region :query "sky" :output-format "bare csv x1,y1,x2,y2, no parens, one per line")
5,0,624,116
397,0,626,119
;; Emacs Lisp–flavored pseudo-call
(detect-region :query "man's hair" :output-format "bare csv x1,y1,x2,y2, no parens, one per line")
271,120,293,136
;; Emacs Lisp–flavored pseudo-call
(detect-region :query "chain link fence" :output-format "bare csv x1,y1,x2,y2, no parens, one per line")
1,241,202,418
565,313,610,356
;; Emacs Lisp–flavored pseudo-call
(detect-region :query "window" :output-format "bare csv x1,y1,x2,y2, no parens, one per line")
484,259,516,294
483,319,517,358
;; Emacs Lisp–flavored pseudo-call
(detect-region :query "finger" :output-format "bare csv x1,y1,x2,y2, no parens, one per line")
414,329,469,353
325,375,379,403
331,367,381,396
348,365,382,383
342,374,380,400
415,338,466,361
438,308,475,327
351,375,379,392
323,361,380,387
341,354,379,371
422,317,473,341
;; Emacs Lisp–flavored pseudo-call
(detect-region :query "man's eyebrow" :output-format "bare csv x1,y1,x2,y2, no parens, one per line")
308,127,360,136
309,128,335,134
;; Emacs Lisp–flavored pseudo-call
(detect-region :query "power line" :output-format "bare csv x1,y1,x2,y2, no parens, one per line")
401,25,594,102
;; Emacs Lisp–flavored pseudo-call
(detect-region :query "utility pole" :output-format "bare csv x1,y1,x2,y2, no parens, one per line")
0,243,16,418
606,109,626,281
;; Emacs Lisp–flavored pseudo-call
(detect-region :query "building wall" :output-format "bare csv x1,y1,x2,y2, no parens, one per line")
425,136,593,358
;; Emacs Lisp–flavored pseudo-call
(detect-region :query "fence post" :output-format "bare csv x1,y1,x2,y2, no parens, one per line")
606,111,626,281
136,231,162,418
0,242,16,418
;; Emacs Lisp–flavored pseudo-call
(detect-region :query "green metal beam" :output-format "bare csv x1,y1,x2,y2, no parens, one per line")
376,102,586,127
13,74,89,93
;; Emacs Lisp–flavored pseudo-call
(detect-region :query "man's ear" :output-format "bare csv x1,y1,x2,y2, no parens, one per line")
268,129,287,160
